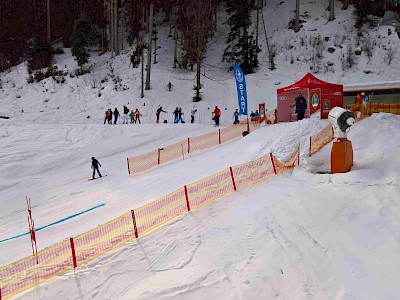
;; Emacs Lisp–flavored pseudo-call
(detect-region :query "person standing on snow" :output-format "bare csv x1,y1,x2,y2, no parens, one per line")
91,157,102,179
104,110,109,124
134,109,142,124
107,109,112,124
122,105,129,124
212,106,221,126
129,110,135,123
156,107,166,123
233,109,240,124
167,82,173,91
178,108,185,123
113,108,120,124
191,107,197,123
173,107,180,123
295,93,307,121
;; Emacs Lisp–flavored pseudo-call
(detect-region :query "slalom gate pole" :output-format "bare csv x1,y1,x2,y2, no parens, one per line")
26,196,38,264
218,129,221,145
270,153,277,174
184,186,190,212
157,148,161,165
309,136,312,157
130,210,139,238
69,238,77,269
297,144,300,166
187,138,190,154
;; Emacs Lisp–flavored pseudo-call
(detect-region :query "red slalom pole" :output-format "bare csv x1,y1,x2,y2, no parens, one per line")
26,196,38,264
70,238,77,269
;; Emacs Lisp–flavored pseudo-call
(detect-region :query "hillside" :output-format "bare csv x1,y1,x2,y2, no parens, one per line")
0,0,399,126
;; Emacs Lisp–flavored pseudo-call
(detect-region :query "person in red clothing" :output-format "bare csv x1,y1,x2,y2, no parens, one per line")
212,106,221,126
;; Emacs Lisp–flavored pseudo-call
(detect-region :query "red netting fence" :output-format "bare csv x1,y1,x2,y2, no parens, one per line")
0,139,303,299
127,121,260,175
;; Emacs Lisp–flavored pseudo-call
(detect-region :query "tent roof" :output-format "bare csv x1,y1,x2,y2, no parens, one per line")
277,73,342,93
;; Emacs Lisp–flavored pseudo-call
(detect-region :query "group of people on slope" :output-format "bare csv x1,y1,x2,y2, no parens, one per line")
103,106,142,125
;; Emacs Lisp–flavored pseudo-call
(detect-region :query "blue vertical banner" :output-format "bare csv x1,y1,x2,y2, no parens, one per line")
233,64,248,115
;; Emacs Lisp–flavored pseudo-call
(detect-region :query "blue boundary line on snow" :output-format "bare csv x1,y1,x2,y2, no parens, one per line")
0,203,106,243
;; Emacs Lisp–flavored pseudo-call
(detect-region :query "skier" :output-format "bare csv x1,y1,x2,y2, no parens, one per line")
156,107,166,123
173,107,180,123
233,109,240,124
129,110,135,123
167,82,173,92
91,157,102,179
212,106,221,126
107,109,112,124
122,105,129,124
178,108,185,123
113,108,120,124
104,110,109,124
134,109,142,124
191,107,197,123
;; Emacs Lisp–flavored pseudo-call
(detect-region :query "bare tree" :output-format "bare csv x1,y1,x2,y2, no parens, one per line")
342,0,349,10
178,0,218,101
295,0,300,32
145,1,153,90
328,0,335,21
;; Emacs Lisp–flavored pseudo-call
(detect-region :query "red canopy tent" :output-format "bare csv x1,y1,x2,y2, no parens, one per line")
277,73,343,122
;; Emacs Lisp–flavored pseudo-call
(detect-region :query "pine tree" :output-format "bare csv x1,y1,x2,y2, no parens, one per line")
223,0,260,74
71,15,101,68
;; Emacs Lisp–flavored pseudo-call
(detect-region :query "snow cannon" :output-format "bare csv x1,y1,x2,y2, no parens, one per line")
328,107,355,173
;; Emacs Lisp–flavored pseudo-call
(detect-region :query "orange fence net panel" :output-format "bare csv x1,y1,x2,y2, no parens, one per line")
272,144,300,174
189,131,219,153
0,240,72,299
74,212,135,267
127,149,158,174
310,125,333,156
135,188,187,236
231,155,275,189
159,140,188,165
186,169,234,209
220,123,247,144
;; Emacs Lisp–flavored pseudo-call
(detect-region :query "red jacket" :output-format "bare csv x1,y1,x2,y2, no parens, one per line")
213,108,221,117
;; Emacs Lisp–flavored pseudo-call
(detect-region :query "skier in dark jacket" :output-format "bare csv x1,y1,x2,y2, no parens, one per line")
107,109,112,124
295,93,307,120
91,157,102,179
156,107,166,123
173,107,180,123
113,108,120,124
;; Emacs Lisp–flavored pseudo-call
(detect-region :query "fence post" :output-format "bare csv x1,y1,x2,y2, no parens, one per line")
127,158,131,175
0,287,2,300
229,167,237,191
218,129,221,145
69,237,77,269
184,185,191,211
270,153,277,174
157,148,161,165
297,144,300,166
187,137,190,154
309,136,312,157
130,210,139,238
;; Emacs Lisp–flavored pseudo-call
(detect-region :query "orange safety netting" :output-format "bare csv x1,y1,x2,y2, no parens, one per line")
220,123,247,144
272,144,300,173
74,212,135,267
159,140,189,165
1,140,305,299
186,169,234,209
127,122,263,175
127,149,158,174
135,188,187,236
309,125,333,157
0,240,72,299
231,155,275,189
350,102,400,116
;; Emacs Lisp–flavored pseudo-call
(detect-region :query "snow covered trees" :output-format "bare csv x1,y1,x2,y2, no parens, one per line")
222,0,260,75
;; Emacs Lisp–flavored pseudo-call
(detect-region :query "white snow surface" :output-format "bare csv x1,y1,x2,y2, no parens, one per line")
1,0,400,299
